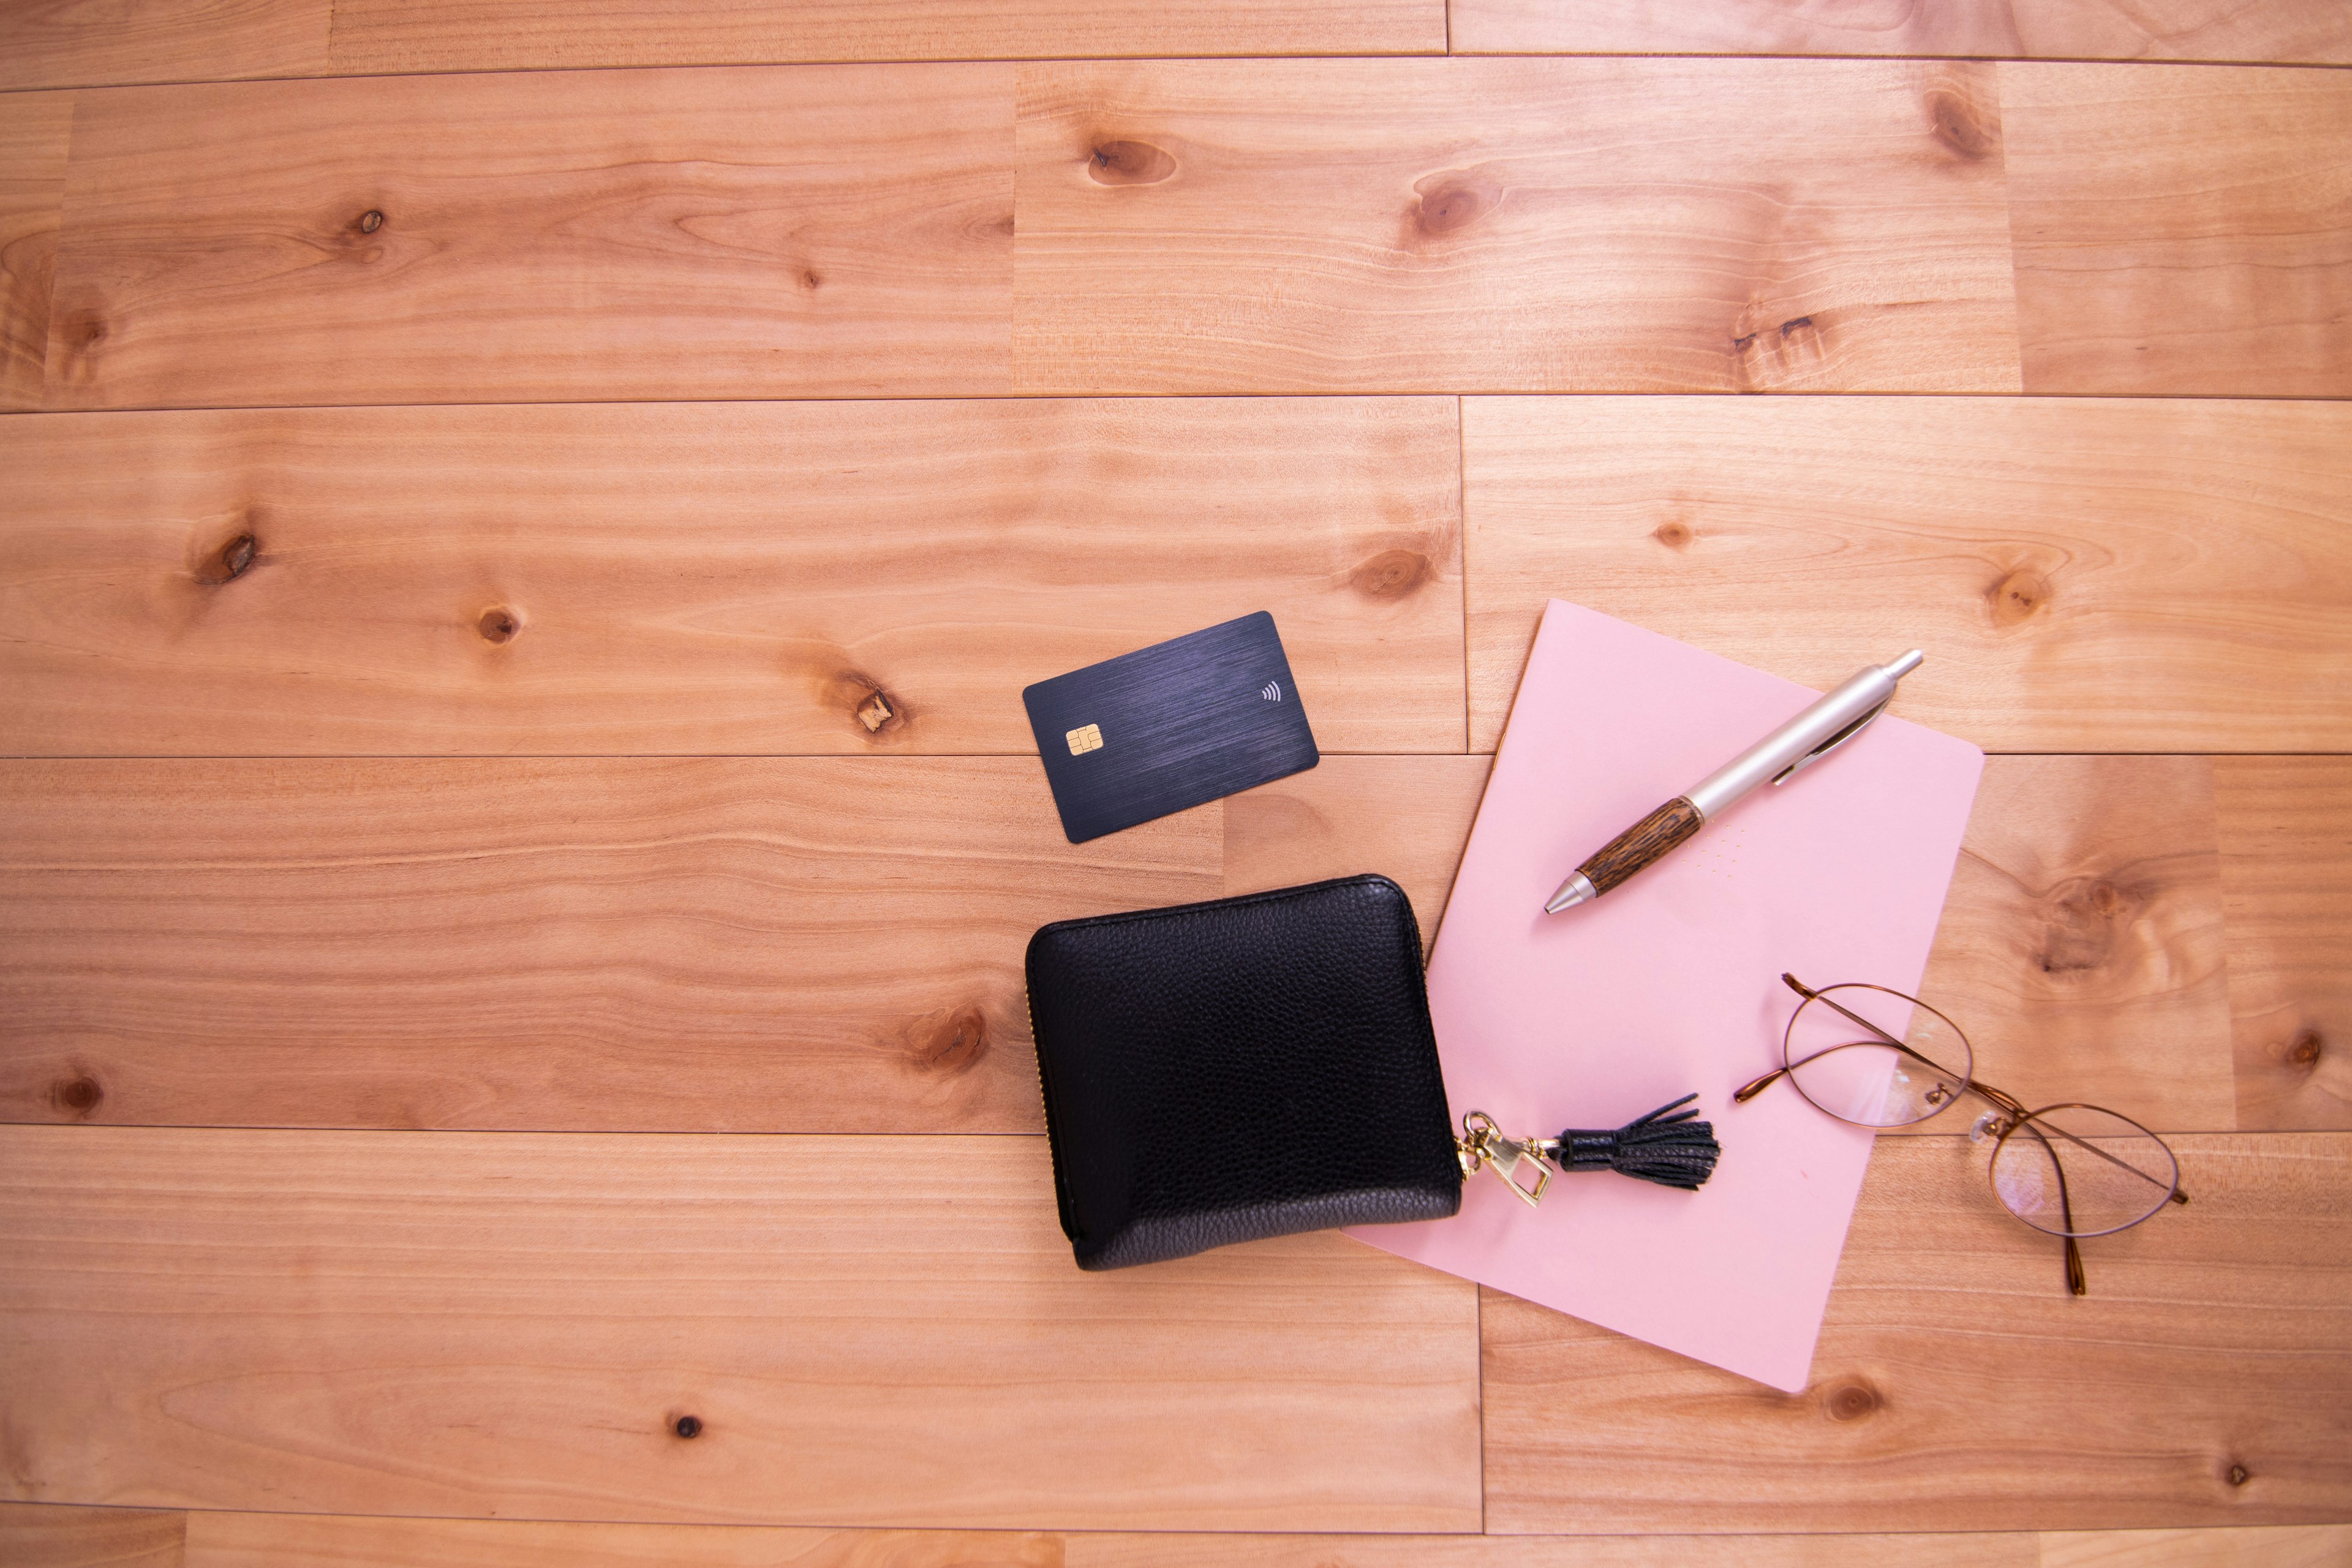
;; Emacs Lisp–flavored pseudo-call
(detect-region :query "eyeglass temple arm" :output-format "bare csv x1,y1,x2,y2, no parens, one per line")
1768,976,2190,1205
2012,1117,2090,1296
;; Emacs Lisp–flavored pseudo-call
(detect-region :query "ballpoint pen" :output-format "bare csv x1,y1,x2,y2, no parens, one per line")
1544,650,1926,914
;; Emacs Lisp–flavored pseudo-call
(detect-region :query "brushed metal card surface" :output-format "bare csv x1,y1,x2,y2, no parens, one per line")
1023,612,1320,843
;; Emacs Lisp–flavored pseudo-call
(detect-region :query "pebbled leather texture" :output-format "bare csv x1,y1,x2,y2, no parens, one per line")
1025,873,1462,1270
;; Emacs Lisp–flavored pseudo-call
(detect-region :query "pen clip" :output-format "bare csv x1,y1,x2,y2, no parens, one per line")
1771,698,1889,786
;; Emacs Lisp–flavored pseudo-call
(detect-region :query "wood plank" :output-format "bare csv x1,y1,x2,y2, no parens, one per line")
2040,1525,2352,1567
175,1512,2036,1566
1484,1132,2352,1532
36,1509,2352,1567
328,0,1444,76
185,1514,1054,1566
2217,760,2352,1131
0,1504,183,1568
1222,755,2232,1136
0,398,1461,755
0,0,328,92
1453,1,2352,66
0,758,1215,1133
0,93,74,413
1462,396,2352,753
0,1126,1482,1530
2005,63,2352,397
1013,59,2020,394
43,66,1012,410
0,750,2237,1137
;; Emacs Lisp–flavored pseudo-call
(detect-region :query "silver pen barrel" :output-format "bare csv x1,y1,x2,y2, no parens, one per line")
1684,650,1924,823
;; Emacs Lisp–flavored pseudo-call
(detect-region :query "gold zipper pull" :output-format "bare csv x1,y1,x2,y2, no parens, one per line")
1457,1110,1552,1207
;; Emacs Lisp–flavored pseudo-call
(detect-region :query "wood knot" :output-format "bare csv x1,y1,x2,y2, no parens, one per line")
908,1005,990,1076
1730,308,1829,387
1823,1382,1881,1422
2036,875,2143,976
1411,170,1499,238
2287,1029,2323,1070
50,1076,103,1116
673,1414,703,1439
1349,548,1433,600
358,209,385,234
1088,140,1175,186
1987,568,2049,628
1926,86,1994,160
78,314,108,348
198,532,258,585
799,268,822,291
477,607,520,644
2228,1463,2250,1487
1653,521,1694,551
813,665,912,740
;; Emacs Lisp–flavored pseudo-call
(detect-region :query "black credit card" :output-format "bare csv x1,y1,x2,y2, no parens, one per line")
1023,612,1320,843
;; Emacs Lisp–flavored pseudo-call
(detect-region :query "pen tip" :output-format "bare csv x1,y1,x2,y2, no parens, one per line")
1544,875,1597,914
1887,649,1924,679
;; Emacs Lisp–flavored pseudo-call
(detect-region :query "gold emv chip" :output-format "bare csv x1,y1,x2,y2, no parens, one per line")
1066,723,1104,756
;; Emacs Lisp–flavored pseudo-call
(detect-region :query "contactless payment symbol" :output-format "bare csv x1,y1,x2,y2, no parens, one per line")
1066,723,1104,756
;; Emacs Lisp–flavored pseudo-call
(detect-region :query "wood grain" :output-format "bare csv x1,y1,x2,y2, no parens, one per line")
0,752,2247,1137
2005,63,2352,397
1013,58,2021,394
1922,755,2233,1134
328,0,1444,75
2217,760,2352,1132
1223,754,1492,947
43,66,1013,410
1484,1132,2352,1532
2039,1525,2352,1568
0,398,1461,755
0,0,328,92
9,1507,2343,1567
0,1126,1482,1531
1453,1,2352,65
1462,396,2352,753
179,1511,2029,1565
0,94,74,413
0,758,1217,1133
186,1513,1056,1567
0,1504,183,1568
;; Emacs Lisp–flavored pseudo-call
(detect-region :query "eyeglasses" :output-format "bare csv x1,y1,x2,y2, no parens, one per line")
1733,974,2188,1296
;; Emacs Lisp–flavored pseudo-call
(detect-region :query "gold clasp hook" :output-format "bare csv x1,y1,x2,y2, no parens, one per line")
1457,1110,1553,1207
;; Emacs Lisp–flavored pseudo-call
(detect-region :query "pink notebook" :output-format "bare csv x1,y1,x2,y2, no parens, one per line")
1355,600,1983,1392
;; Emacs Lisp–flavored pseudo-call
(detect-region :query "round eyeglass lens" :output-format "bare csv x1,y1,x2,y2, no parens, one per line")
1989,1103,2179,1238
1783,984,1973,1128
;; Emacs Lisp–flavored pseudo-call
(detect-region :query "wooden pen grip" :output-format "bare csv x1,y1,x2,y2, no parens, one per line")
1578,796,1704,895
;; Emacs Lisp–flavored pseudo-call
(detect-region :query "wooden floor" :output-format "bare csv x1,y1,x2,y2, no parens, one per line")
2,1,2349,1562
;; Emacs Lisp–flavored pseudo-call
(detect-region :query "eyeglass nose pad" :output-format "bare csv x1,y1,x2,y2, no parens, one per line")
1968,1110,2002,1144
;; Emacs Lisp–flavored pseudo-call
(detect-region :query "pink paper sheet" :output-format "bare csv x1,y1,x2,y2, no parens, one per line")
1354,600,1983,1392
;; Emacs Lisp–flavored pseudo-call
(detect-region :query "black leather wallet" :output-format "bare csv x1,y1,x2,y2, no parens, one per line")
1025,874,1462,1270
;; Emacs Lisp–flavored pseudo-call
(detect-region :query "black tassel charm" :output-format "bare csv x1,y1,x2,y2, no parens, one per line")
1553,1094,1721,1191
1457,1095,1722,1205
